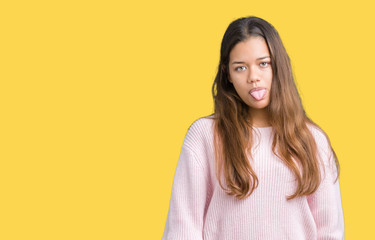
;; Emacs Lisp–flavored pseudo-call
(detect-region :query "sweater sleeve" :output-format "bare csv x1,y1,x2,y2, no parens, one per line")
307,134,345,239
161,144,211,240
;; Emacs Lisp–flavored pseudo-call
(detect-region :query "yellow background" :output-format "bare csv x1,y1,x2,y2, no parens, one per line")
1,0,374,239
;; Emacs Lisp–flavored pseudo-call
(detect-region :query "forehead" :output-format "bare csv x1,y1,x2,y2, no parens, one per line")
229,36,270,61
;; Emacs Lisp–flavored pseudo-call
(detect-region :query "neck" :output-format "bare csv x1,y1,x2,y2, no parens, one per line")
249,108,271,127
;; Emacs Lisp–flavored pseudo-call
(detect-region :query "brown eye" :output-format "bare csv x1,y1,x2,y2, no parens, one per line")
260,62,270,67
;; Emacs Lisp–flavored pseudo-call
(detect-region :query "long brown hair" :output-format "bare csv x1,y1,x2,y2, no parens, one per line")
211,16,340,200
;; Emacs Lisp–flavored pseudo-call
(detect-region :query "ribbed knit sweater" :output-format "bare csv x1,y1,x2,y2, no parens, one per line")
161,116,344,240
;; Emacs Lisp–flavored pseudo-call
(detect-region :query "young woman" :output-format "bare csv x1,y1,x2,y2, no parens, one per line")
162,16,344,240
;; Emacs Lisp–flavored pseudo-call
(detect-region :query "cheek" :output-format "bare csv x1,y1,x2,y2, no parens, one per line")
230,72,247,82
264,69,272,77
265,72,273,86
232,79,248,89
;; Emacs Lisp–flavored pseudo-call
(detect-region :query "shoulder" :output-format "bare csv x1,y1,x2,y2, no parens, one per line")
306,122,335,165
186,115,214,136
182,115,215,154
306,123,331,152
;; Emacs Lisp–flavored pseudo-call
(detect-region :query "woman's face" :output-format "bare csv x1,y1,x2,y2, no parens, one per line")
228,36,273,112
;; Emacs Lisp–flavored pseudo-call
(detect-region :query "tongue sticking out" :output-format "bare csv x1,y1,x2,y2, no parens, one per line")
250,89,267,100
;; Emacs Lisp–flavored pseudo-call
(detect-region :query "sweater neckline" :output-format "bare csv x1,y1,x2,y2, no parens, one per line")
252,126,273,136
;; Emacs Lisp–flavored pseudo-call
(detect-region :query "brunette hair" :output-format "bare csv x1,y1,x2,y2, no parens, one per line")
211,16,340,200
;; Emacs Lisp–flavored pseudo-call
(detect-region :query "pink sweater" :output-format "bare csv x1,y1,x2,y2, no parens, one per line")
162,116,344,240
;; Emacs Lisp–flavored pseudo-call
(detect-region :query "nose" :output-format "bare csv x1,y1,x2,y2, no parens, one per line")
247,67,260,85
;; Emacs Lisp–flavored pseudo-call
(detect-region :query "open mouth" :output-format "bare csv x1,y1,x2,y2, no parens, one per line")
249,88,267,101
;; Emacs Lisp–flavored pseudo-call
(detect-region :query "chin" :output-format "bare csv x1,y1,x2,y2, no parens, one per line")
249,106,268,110
247,101,270,109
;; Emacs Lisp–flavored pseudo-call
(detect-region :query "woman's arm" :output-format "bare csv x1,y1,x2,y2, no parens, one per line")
307,134,345,239
161,144,211,240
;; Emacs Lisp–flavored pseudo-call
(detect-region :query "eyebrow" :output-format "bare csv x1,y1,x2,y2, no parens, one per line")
231,56,270,64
